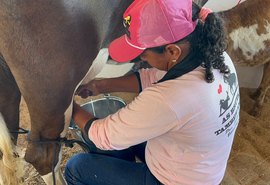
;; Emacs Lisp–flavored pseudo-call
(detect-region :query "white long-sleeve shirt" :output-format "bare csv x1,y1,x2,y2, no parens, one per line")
89,52,240,185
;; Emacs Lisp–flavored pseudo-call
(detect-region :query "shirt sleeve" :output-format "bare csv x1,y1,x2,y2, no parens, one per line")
139,68,166,90
88,86,179,150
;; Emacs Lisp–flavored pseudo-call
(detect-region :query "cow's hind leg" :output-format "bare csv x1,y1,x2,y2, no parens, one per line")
0,54,21,142
251,62,270,116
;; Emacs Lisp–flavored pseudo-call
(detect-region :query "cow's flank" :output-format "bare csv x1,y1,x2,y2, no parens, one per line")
218,0,270,116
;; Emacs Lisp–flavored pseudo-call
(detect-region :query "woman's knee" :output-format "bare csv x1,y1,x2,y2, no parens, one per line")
64,153,91,182
66,153,86,168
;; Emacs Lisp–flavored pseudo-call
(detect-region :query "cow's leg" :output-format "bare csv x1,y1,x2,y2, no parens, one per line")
0,54,21,143
251,62,270,116
24,48,108,184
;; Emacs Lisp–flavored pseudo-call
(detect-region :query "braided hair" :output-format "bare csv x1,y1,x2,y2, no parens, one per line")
148,2,230,83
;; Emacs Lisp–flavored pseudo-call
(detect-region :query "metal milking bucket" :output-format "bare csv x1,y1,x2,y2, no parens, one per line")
69,94,126,144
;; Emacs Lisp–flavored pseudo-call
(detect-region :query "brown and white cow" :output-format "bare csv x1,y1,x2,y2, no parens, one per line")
0,1,133,184
216,0,270,116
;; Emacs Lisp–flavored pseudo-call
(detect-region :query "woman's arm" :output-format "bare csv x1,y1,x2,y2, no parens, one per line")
72,102,95,131
96,73,141,93
76,73,141,98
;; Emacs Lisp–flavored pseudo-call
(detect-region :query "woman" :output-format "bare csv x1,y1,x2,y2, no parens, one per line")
65,0,240,184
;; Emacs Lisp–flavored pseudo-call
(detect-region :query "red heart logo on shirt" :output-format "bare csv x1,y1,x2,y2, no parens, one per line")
218,84,222,94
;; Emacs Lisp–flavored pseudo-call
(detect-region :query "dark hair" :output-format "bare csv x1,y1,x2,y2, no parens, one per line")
148,2,230,83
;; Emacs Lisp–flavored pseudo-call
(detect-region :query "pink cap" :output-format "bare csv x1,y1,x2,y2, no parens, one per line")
109,0,197,62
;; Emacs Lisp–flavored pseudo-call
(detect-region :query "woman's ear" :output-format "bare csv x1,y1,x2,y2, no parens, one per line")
165,44,182,61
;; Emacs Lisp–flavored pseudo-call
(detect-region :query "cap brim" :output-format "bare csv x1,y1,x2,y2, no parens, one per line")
109,35,144,63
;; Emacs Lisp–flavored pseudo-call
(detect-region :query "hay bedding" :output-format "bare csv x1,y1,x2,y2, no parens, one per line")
18,90,270,185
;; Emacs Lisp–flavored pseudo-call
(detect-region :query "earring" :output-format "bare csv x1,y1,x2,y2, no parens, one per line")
172,59,177,63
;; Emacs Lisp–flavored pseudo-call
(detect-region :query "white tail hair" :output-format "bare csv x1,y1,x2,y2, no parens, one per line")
0,113,24,185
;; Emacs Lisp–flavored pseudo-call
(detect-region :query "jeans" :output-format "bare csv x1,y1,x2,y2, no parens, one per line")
64,142,162,185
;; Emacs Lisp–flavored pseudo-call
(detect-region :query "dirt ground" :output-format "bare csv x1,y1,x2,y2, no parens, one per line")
18,88,270,185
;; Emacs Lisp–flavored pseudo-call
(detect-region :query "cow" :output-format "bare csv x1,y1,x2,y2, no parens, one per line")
0,0,133,184
216,0,270,116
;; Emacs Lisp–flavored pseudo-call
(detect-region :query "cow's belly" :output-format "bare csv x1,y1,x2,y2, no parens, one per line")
204,0,247,12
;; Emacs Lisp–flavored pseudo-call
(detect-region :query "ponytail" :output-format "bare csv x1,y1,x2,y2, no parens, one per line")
190,3,230,83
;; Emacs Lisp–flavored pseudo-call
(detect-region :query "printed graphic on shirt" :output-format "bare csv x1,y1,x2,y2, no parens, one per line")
215,72,240,137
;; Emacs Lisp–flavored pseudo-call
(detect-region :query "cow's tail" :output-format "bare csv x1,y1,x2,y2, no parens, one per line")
0,113,24,185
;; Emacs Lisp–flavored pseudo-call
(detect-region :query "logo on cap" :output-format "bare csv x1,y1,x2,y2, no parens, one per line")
123,15,131,39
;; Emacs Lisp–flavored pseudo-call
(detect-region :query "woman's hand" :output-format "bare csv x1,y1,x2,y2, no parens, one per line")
72,102,95,130
75,73,140,99
75,80,100,98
